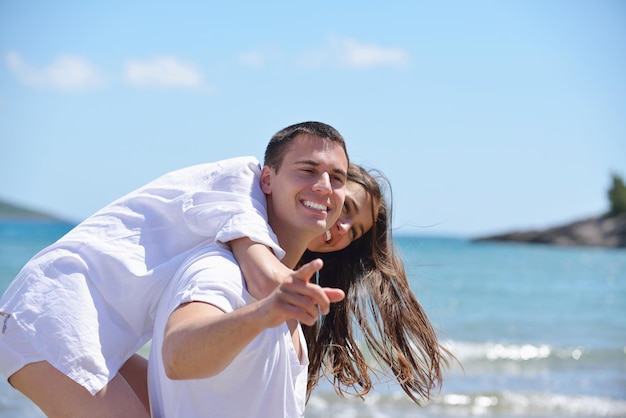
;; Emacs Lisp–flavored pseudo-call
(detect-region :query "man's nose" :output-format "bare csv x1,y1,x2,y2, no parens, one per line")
313,172,332,194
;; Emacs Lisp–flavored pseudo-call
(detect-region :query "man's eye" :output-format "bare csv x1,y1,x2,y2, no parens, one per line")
332,175,346,184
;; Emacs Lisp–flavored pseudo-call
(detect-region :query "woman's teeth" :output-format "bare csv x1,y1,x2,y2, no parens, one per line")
325,230,331,242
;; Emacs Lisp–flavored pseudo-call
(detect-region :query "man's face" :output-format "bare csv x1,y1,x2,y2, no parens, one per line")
307,179,375,253
261,133,348,241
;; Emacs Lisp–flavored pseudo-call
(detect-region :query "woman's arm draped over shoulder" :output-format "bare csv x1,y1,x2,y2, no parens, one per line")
230,238,293,299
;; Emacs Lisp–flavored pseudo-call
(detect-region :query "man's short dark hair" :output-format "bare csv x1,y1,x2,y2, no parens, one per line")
264,121,348,172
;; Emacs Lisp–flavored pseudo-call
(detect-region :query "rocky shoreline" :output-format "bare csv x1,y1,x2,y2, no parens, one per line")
474,213,626,248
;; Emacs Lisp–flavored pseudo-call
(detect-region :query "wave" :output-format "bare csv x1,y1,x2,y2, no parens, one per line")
307,390,626,418
444,340,625,367
428,391,626,417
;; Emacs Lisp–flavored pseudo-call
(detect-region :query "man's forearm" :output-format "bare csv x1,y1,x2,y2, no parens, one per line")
162,301,268,380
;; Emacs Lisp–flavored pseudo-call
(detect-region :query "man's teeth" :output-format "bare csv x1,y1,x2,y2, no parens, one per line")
325,230,331,242
304,201,327,211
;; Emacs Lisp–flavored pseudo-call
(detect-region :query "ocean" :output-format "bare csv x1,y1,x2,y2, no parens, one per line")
0,222,624,417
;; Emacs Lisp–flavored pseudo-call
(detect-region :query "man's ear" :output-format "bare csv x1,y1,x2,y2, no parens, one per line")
260,166,273,194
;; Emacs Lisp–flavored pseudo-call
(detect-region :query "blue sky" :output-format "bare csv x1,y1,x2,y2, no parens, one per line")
1,1,624,237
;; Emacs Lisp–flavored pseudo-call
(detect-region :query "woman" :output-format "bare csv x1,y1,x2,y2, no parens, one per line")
302,164,453,404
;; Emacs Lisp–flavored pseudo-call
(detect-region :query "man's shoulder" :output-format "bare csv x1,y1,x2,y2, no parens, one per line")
172,244,248,305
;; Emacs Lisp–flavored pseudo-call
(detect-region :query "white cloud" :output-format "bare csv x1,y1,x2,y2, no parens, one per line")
238,50,266,68
124,57,208,91
295,50,330,69
293,36,410,70
240,37,409,70
328,36,410,69
237,46,286,70
5,51,105,91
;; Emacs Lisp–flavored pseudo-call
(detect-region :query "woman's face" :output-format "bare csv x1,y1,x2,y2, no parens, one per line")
307,181,375,253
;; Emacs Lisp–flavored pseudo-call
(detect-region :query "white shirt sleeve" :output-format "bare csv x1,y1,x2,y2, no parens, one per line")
181,157,285,260
168,245,249,315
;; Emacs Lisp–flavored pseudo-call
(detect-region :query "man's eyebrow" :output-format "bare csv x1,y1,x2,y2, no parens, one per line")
294,159,319,166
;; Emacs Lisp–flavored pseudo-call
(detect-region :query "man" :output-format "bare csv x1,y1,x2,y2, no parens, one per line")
148,124,350,417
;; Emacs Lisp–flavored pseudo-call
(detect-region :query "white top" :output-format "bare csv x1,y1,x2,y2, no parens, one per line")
0,156,283,395
149,244,308,418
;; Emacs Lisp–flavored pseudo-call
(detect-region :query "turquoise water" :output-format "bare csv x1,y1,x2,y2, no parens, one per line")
1,222,625,417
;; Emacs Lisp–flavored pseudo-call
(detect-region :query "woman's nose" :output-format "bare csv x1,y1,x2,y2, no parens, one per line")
335,218,350,235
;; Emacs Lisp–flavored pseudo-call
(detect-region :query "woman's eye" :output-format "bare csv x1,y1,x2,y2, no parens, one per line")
342,202,349,213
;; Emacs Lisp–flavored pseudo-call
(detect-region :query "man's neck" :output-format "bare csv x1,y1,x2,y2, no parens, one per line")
275,235,309,268
267,214,316,269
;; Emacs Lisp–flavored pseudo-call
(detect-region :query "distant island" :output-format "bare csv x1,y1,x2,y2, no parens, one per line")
474,174,626,249
0,199,73,223
473,214,626,248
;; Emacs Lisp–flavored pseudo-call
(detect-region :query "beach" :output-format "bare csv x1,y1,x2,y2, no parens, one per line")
1,223,625,417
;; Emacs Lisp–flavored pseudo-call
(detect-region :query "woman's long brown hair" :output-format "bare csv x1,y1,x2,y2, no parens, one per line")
301,164,454,404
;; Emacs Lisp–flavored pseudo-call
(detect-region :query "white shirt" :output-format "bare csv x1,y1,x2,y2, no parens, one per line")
0,156,283,395
149,244,308,418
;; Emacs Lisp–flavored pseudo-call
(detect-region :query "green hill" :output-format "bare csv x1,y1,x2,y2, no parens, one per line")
0,199,68,222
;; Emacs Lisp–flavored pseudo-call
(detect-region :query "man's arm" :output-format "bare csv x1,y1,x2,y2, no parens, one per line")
161,259,344,380
162,300,269,380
